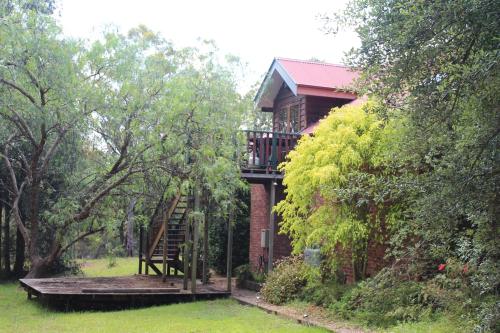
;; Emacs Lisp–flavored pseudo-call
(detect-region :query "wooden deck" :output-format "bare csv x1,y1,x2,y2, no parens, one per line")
20,275,231,310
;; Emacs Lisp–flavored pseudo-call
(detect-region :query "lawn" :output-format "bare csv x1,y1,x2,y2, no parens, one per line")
2,258,469,333
77,257,141,277
0,258,326,333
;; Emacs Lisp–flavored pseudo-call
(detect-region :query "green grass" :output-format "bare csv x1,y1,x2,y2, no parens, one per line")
0,283,327,333
77,257,177,277
0,258,326,333
77,257,140,277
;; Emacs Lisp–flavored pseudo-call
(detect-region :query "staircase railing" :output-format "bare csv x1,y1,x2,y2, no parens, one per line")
148,192,182,259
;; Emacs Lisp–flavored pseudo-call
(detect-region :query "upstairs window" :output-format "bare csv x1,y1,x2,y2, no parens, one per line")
276,104,300,133
289,104,300,132
278,107,287,132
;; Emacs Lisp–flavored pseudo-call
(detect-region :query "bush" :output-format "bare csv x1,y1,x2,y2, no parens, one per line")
299,280,349,307
331,269,432,327
473,298,500,333
234,264,265,287
261,256,307,305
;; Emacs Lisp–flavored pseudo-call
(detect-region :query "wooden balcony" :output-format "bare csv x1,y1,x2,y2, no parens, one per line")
241,130,300,181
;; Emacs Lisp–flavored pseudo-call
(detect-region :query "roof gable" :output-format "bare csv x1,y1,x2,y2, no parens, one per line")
255,58,359,110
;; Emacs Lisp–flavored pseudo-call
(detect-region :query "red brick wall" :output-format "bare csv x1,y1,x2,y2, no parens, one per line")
249,184,269,270
249,183,293,271
249,182,388,280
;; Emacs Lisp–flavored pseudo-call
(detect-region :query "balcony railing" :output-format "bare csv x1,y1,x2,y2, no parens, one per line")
242,130,301,173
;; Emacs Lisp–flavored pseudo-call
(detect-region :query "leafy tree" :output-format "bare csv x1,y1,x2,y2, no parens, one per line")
327,0,499,294
0,1,249,278
0,3,177,277
241,82,273,131
276,101,403,280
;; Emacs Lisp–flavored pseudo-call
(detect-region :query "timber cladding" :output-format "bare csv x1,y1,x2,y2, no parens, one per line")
304,95,351,127
272,85,306,132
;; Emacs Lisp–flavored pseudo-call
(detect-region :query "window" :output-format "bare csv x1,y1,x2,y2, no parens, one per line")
278,107,287,132
276,104,300,133
290,104,300,132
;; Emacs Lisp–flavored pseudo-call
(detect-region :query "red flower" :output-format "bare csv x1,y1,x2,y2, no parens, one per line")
438,264,446,271
463,264,469,273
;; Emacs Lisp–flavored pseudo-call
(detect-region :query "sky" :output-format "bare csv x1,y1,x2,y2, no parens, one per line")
57,0,359,93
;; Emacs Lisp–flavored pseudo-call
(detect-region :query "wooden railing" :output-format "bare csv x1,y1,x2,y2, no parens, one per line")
242,130,301,172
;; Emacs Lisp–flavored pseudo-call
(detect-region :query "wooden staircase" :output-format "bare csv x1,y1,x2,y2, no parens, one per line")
142,193,189,276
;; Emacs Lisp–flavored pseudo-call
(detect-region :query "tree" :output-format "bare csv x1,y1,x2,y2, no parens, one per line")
327,0,499,292
0,3,178,277
276,101,403,280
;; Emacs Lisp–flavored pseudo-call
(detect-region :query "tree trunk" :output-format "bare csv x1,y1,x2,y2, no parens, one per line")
3,207,10,276
13,228,25,276
24,257,51,279
118,220,125,251
126,198,137,257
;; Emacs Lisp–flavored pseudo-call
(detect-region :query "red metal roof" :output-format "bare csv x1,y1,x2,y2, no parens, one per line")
276,58,359,91
255,58,359,109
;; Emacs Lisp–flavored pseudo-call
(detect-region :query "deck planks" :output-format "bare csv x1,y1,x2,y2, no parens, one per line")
19,275,230,310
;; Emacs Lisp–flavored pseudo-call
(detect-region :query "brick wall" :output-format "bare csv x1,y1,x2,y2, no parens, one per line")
248,183,293,271
248,182,391,281
249,184,269,270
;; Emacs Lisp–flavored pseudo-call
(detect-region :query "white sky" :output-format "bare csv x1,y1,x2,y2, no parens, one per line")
58,0,359,93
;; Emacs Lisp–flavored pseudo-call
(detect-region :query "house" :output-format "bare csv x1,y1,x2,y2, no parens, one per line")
242,58,384,281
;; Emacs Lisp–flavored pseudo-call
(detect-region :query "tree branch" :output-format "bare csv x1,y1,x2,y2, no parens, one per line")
0,77,39,107
57,227,105,257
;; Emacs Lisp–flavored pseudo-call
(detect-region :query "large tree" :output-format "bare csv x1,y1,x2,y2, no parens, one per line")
327,0,499,292
0,3,176,277
276,101,403,281
0,1,248,278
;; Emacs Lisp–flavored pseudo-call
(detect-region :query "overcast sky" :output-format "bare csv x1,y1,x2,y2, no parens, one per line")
58,0,359,92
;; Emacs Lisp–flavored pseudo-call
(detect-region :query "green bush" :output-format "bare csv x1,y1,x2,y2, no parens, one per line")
299,280,349,307
331,269,432,327
261,256,307,305
234,264,265,287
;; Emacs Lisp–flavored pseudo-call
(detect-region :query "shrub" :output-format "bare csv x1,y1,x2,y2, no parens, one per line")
234,264,252,286
261,256,307,305
331,269,432,327
299,280,349,307
234,264,265,287
473,298,500,333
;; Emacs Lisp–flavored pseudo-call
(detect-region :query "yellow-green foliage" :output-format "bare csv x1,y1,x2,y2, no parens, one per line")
276,101,397,268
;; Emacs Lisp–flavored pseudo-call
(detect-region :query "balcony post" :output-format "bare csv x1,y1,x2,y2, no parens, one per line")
267,180,276,272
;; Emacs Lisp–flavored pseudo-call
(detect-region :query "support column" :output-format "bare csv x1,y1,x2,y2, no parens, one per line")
267,180,276,272
226,209,234,292
138,225,143,274
202,207,209,285
191,186,200,294
183,209,190,290
145,229,149,275
162,211,168,282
